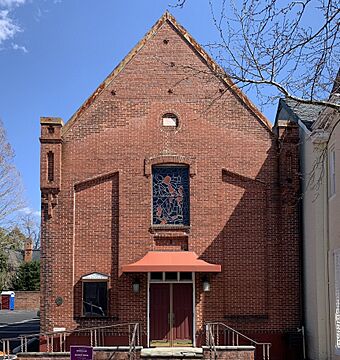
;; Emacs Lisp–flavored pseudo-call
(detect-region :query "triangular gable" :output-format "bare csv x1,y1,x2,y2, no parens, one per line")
81,272,109,280
63,11,272,134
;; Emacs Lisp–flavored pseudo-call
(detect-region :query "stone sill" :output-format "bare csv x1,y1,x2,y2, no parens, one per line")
141,347,203,358
150,225,191,236
74,316,119,321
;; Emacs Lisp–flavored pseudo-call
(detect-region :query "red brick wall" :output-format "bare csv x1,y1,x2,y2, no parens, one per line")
40,18,301,360
203,350,254,360
14,291,40,310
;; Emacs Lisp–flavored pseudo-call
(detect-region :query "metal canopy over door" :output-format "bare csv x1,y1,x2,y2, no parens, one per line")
149,282,193,347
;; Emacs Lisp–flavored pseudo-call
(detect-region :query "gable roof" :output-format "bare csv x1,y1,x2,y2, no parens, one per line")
63,11,272,135
7,249,41,266
81,272,109,280
276,98,325,131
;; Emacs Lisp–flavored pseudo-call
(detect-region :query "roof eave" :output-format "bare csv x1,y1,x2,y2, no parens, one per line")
62,11,272,135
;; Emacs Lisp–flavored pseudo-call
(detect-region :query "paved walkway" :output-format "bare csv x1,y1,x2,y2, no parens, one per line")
0,311,38,326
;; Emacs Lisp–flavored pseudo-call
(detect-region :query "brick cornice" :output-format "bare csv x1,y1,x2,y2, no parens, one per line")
74,171,119,192
39,138,63,144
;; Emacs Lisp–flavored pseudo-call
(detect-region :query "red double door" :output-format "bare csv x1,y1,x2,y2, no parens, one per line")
150,283,193,347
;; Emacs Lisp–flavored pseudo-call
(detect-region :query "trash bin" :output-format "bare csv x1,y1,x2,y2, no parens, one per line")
1,291,15,310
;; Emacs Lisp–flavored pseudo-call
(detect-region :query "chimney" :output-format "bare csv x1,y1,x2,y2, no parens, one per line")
24,239,33,262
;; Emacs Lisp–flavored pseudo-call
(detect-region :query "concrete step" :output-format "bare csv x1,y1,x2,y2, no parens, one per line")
141,347,203,358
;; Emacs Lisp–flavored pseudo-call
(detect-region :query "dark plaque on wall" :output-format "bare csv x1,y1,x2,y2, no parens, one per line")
55,296,63,306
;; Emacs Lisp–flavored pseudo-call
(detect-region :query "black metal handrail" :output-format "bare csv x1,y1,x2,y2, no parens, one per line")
205,322,271,360
0,322,140,359
128,323,139,360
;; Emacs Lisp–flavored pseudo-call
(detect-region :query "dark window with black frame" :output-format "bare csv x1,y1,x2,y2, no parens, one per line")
152,165,190,226
82,281,108,317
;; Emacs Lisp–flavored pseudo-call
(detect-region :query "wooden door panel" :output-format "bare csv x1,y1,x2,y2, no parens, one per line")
150,284,170,345
172,283,193,344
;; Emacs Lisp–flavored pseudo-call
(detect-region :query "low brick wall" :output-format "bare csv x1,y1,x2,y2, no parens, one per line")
204,348,254,360
14,291,40,310
17,354,69,360
17,348,255,360
17,351,137,360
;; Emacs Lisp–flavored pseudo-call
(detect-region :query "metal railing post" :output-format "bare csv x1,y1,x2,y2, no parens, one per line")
0,321,143,356
6,340,10,359
205,322,271,360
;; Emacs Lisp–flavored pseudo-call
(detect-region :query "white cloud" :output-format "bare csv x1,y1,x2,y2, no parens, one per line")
0,10,21,44
12,41,27,52
19,207,41,217
0,0,26,47
0,0,25,8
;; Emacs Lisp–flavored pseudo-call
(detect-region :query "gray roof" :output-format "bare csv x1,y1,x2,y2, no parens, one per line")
7,250,22,272
32,250,40,261
7,249,40,270
280,98,325,130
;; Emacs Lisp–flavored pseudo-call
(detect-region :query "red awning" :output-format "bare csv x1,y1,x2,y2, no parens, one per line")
121,251,221,273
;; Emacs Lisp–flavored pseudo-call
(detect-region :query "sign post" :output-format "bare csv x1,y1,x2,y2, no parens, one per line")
70,346,93,360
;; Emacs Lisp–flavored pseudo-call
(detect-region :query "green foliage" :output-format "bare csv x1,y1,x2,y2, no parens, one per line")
0,250,8,273
0,221,40,291
0,226,27,291
12,260,40,291
0,250,9,291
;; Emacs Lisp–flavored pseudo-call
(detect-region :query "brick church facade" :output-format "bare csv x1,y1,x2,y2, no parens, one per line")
40,13,302,360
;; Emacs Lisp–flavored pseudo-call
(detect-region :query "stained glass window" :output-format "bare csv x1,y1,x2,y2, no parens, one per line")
152,165,190,226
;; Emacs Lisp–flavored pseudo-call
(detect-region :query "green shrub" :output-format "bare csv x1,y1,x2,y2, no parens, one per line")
12,260,40,291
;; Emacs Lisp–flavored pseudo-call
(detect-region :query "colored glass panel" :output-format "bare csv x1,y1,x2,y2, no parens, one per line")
152,166,189,225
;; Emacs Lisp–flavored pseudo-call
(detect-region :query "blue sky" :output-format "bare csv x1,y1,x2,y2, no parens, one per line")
0,0,280,216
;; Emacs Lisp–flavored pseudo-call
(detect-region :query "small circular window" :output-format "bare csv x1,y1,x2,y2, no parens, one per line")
162,113,179,128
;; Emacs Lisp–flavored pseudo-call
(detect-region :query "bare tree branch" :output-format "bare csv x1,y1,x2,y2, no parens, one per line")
0,119,25,225
191,0,340,111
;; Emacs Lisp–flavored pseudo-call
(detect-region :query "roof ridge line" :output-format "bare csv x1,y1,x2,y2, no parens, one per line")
63,11,171,134
62,11,272,135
